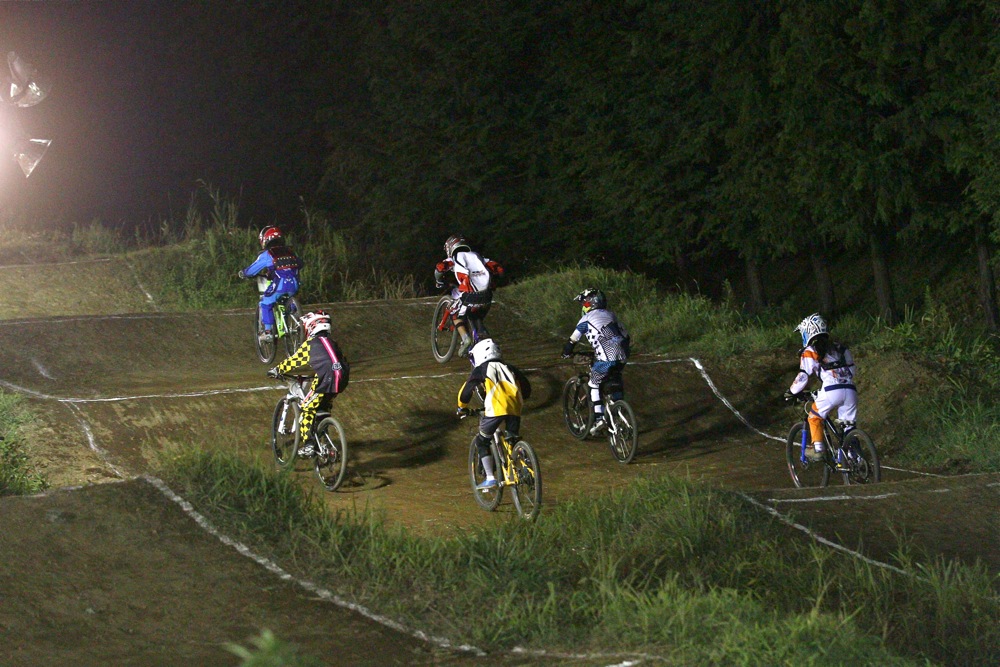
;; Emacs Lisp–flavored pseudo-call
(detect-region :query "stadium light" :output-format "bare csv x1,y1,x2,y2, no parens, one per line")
1,51,52,177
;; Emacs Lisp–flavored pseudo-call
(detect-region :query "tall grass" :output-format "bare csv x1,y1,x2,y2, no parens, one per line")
0,391,47,495
164,448,998,666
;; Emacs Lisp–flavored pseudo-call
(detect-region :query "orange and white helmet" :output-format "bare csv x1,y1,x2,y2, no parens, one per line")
301,310,331,338
259,226,283,249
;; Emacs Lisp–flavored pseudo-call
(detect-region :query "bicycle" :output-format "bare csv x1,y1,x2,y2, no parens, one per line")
463,408,542,521
253,275,304,364
431,288,492,363
561,352,638,464
271,374,349,491
785,391,880,488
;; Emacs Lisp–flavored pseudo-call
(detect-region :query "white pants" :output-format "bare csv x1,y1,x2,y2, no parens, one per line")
813,386,858,423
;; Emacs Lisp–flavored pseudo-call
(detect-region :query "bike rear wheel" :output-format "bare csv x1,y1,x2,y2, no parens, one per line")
255,306,277,364
606,399,638,464
841,429,880,485
785,423,830,488
432,296,458,363
282,297,304,357
313,416,348,491
468,438,502,511
561,376,592,440
510,440,542,521
271,398,299,469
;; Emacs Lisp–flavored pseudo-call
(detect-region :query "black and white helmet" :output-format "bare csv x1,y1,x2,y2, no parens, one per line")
795,313,828,347
574,288,607,314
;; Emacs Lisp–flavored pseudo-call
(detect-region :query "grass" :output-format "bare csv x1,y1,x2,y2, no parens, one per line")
0,391,47,496
164,447,998,666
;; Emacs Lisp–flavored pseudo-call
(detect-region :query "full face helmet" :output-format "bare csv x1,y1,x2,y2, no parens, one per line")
444,234,471,259
470,338,501,367
259,226,283,249
301,310,331,338
574,288,607,315
795,313,828,347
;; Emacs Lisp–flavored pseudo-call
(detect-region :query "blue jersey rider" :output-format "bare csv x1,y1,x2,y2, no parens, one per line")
561,288,631,436
239,226,303,343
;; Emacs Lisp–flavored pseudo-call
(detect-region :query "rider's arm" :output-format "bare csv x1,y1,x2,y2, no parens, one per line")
457,365,487,407
243,251,274,278
789,348,820,394
434,259,454,287
275,339,311,375
511,364,532,401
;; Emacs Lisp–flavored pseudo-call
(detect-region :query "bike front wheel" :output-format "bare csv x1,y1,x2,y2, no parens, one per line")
510,440,542,521
785,423,830,488
313,416,348,491
283,297,304,357
606,400,638,464
841,429,880,485
271,398,299,469
468,438,502,511
561,376,592,440
431,296,458,363
255,306,277,364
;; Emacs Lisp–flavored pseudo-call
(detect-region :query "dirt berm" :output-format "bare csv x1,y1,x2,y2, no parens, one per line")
0,267,996,665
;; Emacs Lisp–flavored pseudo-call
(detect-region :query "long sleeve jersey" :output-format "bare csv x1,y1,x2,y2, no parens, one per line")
434,250,503,294
275,334,349,394
569,309,630,362
789,343,856,394
458,360,531,417
243,245,303,283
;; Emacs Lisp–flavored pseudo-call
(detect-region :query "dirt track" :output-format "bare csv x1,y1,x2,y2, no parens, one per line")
0,266,997,665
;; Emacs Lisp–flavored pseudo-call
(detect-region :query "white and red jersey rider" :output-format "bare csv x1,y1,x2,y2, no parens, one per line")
434,234,504,355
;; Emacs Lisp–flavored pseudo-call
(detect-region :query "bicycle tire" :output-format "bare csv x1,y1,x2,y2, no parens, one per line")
283,297,304,357
468,437,502,511
313,416,348,491
606,400,638,464
510,440,542,521
561,375,592,440
255,306,277,364
785,422,830,488
432,296,458,363
271,397,299,469
841,429,880,485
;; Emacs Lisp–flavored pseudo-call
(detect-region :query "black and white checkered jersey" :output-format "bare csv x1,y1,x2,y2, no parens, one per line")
569,309,630,362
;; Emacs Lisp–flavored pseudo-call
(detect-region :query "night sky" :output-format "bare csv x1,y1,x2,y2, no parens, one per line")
0,1,334,229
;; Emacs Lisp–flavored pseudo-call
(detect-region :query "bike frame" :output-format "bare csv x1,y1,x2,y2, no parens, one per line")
796,398,853,466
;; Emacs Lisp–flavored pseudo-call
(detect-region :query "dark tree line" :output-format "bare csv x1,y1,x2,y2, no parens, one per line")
310,0,1000,329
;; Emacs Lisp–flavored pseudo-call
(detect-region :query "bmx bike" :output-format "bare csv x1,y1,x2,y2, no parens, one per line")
271,374,349,491
431,290,492,363
253,275,304,364
785,390,880,488
561,352,638,464
463,408,542,521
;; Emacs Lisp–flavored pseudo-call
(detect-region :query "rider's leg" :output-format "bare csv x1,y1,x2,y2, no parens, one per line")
589,361,617,431
810,389,844,454
259,290,279,338
475,415,503,486
504,415,522,443
298,378,325,455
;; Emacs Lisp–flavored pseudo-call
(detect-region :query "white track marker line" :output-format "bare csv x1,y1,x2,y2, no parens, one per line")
768,493,899,504
123,257,157,306
31,358,55,380
62,402,126,479
143,475,487,657
0,257,112,269
738,492,914,578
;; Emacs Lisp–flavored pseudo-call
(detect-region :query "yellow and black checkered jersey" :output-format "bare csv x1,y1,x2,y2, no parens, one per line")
458,360,531,417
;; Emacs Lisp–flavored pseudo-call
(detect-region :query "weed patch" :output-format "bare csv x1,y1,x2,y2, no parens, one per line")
0,391,47,495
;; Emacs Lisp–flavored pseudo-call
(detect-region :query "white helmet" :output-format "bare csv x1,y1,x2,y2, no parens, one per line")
301,310,331,338
470,338,501,366
795,313,828,347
